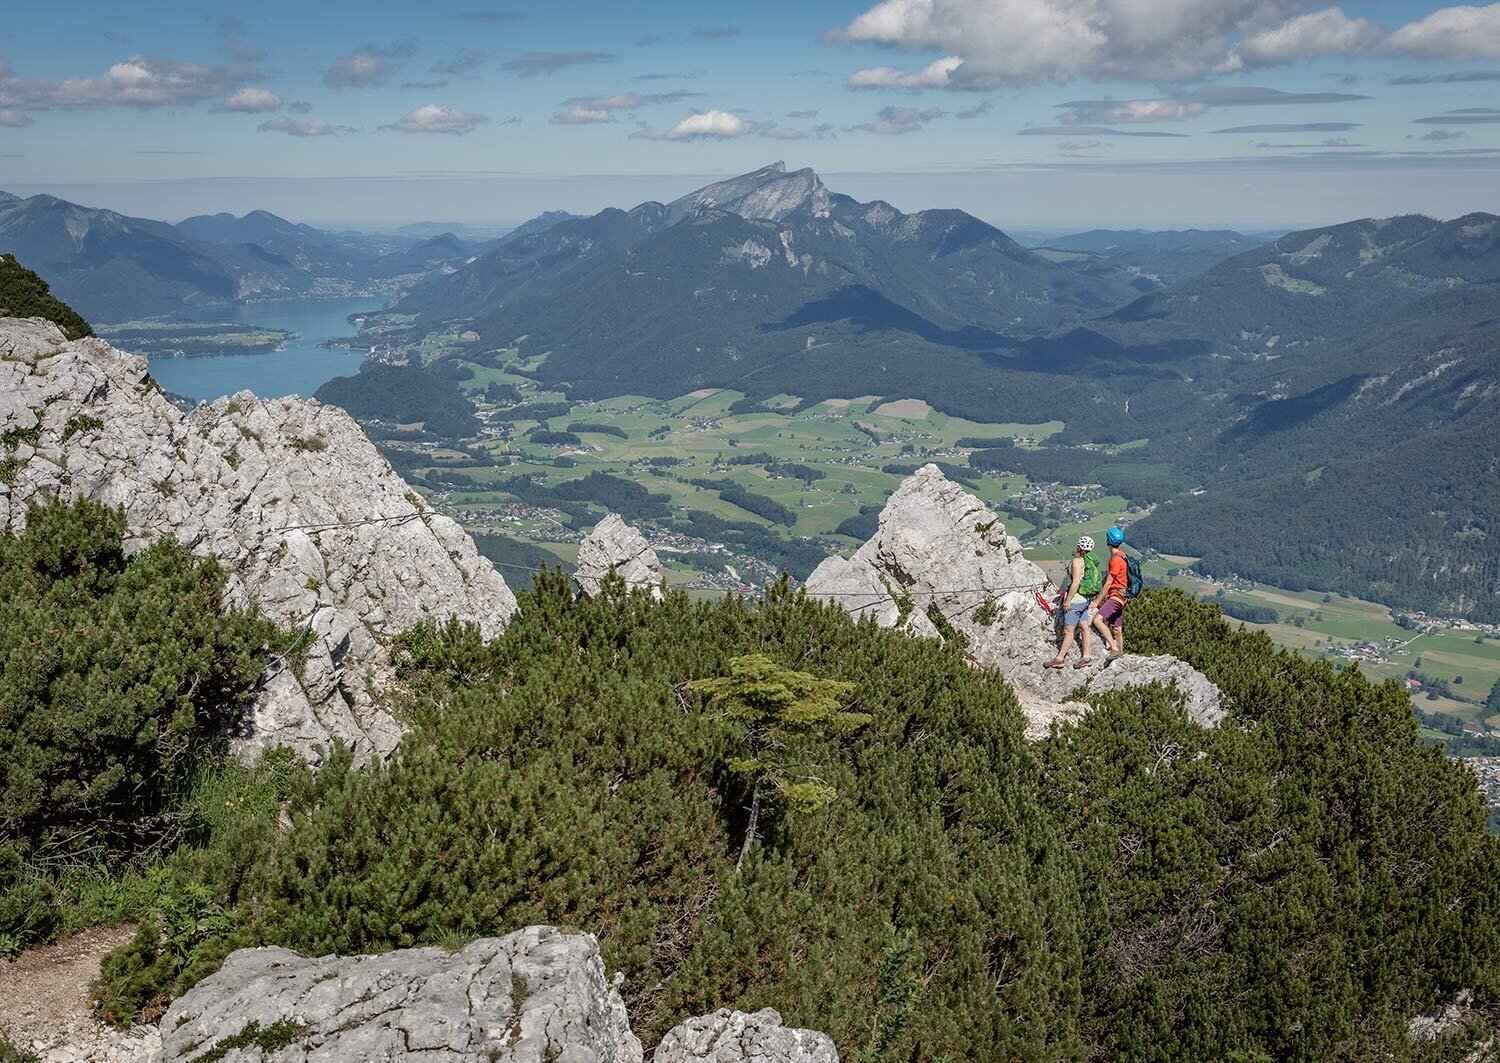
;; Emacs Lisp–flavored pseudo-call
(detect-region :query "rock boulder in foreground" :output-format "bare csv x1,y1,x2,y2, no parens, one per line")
805,464,1223,737
157,930,839,1063
575,512,664,600
0,317,516,764
158,927,642,1062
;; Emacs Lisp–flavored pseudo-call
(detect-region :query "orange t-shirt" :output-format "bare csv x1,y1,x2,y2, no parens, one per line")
1107,553,1128,603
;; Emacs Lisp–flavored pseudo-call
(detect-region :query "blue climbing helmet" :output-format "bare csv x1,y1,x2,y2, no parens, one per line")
1106,526,1126,547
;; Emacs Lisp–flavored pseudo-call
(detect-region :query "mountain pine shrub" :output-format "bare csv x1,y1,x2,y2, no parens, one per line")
1045,588,1500,1059
0,499,271,894
61,570,1500,1061
0,254,93,341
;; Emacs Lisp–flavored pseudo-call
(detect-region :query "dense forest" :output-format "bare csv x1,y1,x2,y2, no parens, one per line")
313,364,480,438
4,498,1497,1060
1135,284,1500,621
0,254,94,340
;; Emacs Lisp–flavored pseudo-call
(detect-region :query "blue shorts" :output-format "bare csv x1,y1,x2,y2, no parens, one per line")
1063,600,1090,627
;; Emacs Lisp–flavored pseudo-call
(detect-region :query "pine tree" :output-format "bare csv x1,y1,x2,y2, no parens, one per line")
687,653,866,870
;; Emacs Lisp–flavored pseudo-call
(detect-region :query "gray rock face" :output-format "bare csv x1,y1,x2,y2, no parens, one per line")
804,464,1224,738
1409,989,1474,1043
575,513,664,600
654,1009,838,1063
157,927,643,1063
0,317,516,764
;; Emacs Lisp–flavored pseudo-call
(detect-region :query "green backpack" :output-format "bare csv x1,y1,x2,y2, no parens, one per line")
1077,552,1103,597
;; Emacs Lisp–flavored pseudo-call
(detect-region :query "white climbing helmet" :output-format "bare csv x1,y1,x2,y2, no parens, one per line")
1077,535,1095,552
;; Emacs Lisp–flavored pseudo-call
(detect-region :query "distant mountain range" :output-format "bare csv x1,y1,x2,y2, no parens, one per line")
391,162,1145,413
0,194,581,323
381,164,1499,618
1032,228,1272,289
1093,213,1500,354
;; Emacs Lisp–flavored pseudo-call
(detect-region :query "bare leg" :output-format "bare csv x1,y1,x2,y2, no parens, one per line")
1050,623,1077,665
1090,612,1110,650
1079,619,1093,661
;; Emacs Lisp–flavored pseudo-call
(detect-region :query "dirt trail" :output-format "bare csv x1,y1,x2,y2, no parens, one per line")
0,925,160,1062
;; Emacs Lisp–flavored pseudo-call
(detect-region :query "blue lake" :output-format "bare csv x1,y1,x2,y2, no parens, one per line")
144,297,382,403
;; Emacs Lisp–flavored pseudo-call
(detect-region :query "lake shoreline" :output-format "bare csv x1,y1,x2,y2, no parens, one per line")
141,296,382,403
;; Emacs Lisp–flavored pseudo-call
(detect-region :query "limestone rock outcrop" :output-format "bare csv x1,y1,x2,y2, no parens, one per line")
655,1009,838,1063
0,317,516,764
575,512,664,600
157,927,643,1063
805,464,1224,737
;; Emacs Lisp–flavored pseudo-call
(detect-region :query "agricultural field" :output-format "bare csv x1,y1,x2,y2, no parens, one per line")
389,355,1498,726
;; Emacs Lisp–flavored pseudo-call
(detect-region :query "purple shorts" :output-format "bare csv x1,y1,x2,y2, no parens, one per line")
1096,599,1124,629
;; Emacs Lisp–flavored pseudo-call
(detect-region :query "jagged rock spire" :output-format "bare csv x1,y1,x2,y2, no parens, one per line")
805,464,1224,738
0,317,517,765
574,512,664,600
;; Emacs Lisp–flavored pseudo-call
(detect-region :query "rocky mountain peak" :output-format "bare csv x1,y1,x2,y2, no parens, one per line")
575,513,664,600
669,162,830,223
805,464,1224,737
0,316,517,764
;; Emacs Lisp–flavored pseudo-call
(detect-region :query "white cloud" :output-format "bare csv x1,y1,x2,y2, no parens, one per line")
0,55,248,109
1223,8,1383,69
827,0,1304,83
639,108,751,140
1385,4,1500,60
826,0,1500,82
257,116,345,137
0,108,31,127
1069,98,1210,122
1054,85,1367,124
325,52,391,88
384,103,492,135
849,105,944,134
552,104,613,124
216,86,281,113
847,55,963,88
325,41,418,88
550,91,701,125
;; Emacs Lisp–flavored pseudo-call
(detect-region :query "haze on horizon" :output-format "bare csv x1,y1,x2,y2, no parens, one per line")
2,0,1498,230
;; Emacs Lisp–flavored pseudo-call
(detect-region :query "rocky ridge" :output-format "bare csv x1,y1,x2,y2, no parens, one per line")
156,928,835,1063
805,464,1224,737
0,316,516,764
575,512,665,600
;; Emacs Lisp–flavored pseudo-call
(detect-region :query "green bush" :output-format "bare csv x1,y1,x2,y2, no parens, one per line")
0,254,93,341
0,499,272,880
1048,588,1500,1059
89,580,1500,1060
121,575,1083,1058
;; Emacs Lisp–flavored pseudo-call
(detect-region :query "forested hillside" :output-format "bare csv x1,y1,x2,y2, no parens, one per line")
0,253,93,339
314,364,480,438
6,499,1497,1060
1090,212,1500,356
389,164,1142,418
1136,282,1500,620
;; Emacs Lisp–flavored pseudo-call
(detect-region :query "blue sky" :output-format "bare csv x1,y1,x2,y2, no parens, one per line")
1,0,1497,229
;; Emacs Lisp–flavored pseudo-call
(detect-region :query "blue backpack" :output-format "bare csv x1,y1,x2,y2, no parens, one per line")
1124,556,1144,600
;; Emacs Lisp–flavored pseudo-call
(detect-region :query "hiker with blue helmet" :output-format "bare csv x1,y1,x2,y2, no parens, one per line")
1090,526,1129,659
1045,535,1100,670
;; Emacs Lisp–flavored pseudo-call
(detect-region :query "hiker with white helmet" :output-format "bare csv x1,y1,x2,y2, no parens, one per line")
1045,534,1101,670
